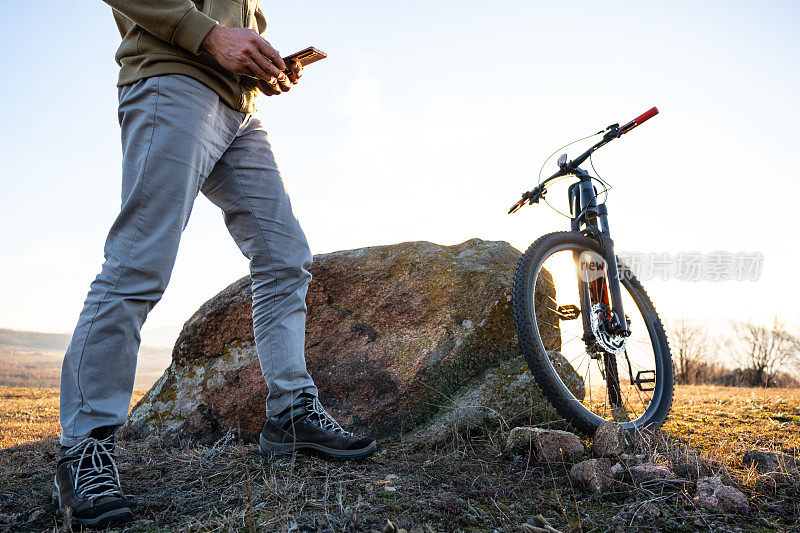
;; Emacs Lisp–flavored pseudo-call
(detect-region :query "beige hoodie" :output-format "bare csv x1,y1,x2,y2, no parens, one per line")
104,0,267,113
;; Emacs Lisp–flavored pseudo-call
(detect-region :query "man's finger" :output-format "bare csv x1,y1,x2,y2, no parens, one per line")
292,60,303,76
277,78,292,92
263,85,281,96
264,76,283,94
265,83,281,96
266,77,283,94
254,38,287,72
256,79,281,96
286,59,302,84
246,67,282,95
243,58,277,85
248,50,284,81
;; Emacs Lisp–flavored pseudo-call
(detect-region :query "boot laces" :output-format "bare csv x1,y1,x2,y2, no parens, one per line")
64,435,122,500
306,396,351,436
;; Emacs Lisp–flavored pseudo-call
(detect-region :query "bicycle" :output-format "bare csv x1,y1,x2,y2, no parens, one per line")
508,108,673,436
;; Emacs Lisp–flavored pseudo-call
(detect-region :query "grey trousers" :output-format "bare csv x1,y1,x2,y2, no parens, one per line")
59,74,318,446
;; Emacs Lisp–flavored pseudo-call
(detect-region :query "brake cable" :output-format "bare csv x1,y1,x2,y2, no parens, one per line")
510,130,607,218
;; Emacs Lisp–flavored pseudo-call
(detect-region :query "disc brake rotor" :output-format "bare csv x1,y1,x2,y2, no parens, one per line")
589,303,628,356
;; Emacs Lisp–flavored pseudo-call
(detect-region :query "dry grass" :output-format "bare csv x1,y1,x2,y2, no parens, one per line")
664,385,800,462
0,385,798,531
0,387,144,450
0,387,60,450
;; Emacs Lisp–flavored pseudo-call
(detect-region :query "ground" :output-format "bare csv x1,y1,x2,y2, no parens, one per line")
0,385,798,532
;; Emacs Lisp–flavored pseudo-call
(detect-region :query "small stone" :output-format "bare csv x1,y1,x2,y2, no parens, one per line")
629,462,676,483
742,450,799,475
592,422,629,458
570,458,614,493
506,427,585,463
610,462,625,479
695,476,750,515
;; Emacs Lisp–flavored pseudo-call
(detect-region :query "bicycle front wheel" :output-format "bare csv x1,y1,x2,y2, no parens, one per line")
513,231,674,436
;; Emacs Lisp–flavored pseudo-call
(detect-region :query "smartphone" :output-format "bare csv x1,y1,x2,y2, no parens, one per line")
282,47,327,71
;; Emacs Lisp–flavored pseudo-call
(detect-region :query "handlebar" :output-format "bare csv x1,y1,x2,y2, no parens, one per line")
620,107,659,135
509,107,659,214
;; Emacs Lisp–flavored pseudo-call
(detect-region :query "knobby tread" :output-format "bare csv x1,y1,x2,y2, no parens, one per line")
513,231,674,437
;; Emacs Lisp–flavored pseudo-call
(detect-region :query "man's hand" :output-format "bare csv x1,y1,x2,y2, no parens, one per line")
201,25,292,89
256,59,303,96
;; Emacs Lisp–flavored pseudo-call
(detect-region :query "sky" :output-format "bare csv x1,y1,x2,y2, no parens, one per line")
1,1,799,351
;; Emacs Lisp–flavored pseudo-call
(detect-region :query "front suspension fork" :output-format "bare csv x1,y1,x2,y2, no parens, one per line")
601,238,629,337
571,178,629,337
572,178,628,408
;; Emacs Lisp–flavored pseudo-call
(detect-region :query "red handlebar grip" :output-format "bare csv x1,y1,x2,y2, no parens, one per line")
634,107,659,124
621,106,659,133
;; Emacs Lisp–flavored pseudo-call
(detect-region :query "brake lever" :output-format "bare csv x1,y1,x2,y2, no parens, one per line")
603,123,621,141
508,185,547,214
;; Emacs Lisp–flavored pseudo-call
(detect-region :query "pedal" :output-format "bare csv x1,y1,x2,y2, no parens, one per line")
557,304,581,320
634,370,656,392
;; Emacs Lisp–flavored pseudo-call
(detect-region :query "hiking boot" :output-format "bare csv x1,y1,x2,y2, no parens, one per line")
53,426,133,529
260,392,376,460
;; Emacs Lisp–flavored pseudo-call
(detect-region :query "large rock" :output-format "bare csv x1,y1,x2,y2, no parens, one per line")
122,239,566,442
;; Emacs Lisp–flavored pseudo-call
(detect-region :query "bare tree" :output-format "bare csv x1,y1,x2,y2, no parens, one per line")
733,318,799,387
668,318,710,384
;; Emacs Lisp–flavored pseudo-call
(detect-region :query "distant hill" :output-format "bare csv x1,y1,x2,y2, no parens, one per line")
0,328,172,391
0,328,71,351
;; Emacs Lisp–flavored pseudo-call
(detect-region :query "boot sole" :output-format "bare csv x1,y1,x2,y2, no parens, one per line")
53,482,133,529
259,434,377,461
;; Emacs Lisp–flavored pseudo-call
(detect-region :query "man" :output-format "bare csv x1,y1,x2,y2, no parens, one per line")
55,1,375,528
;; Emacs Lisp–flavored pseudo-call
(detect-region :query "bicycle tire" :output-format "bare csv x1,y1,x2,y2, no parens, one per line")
513,231,674,436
